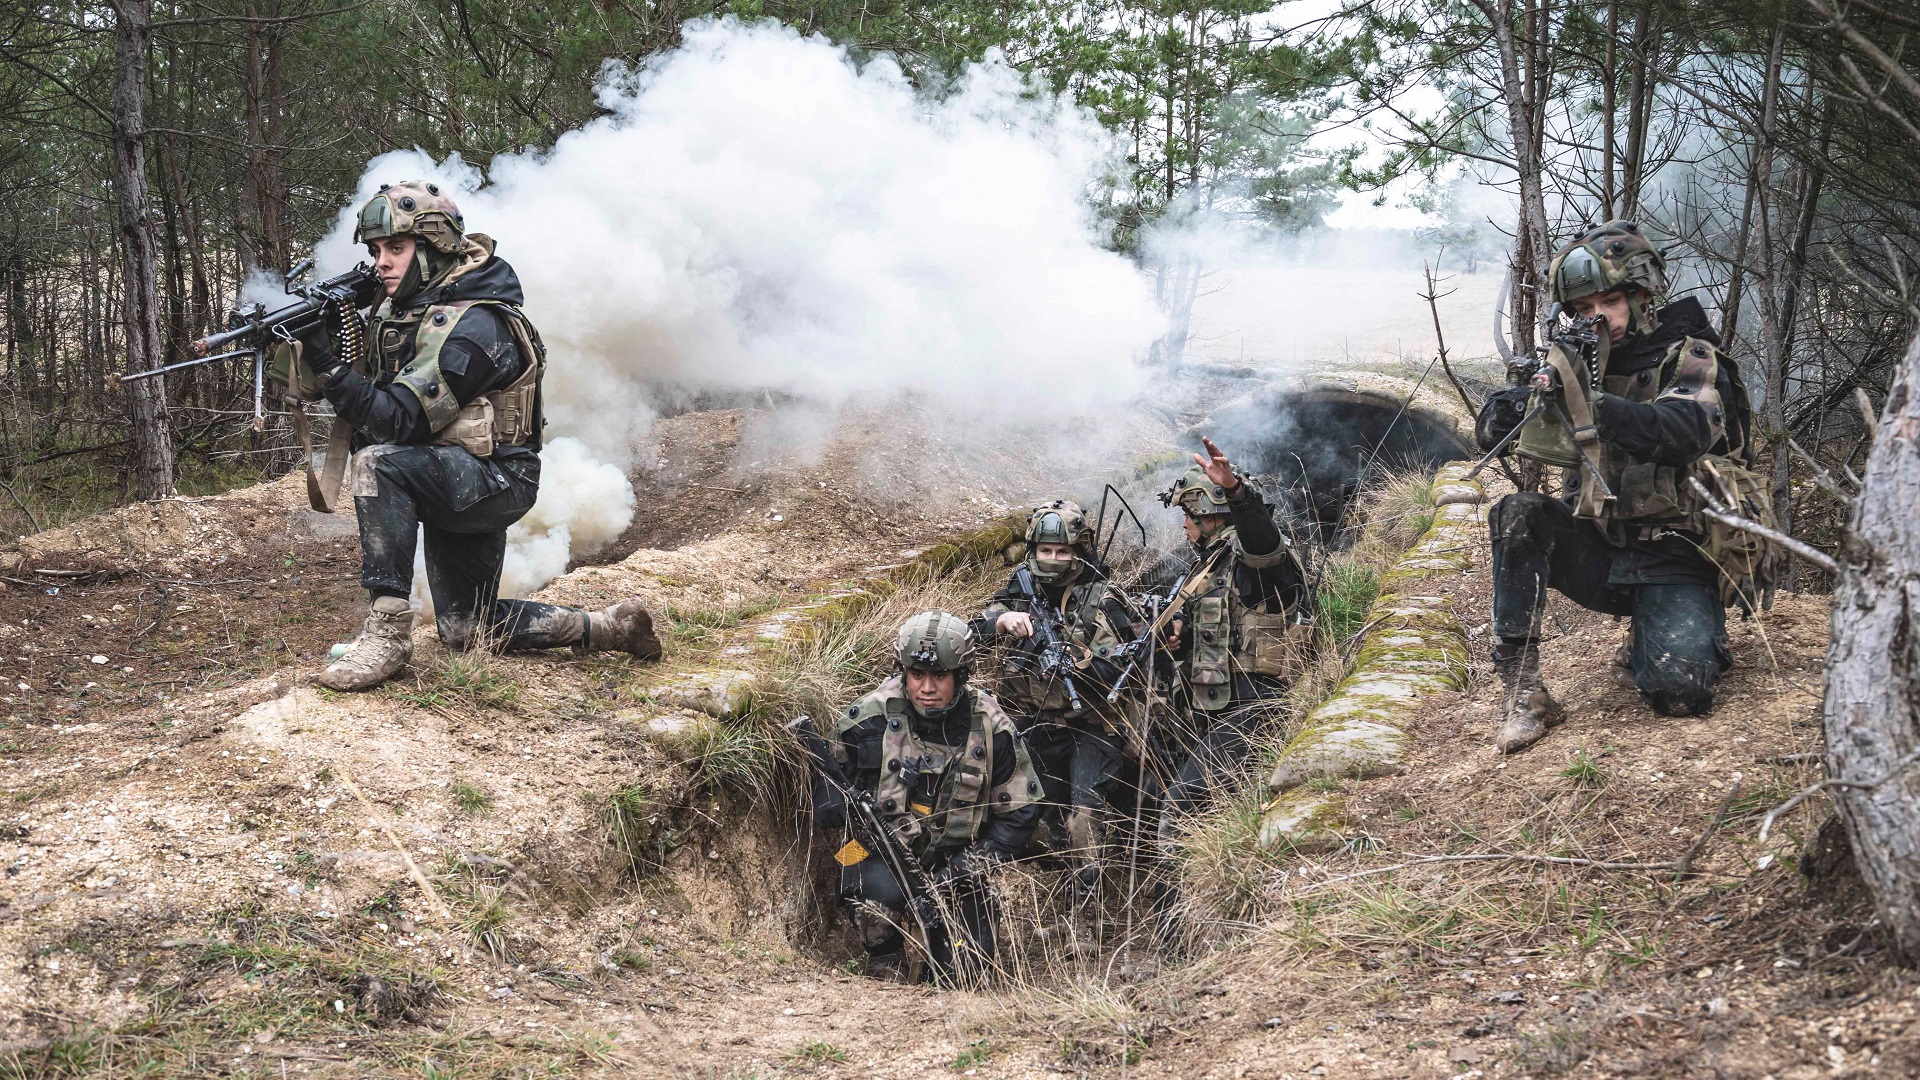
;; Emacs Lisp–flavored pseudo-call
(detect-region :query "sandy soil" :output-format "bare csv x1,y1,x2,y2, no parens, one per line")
1,404,1911,1079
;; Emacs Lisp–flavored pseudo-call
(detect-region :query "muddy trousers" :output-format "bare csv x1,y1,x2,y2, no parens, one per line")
1020,717,1129,836
355,444,587,652
1490,492,1731,716
842,851,996,985
1157,678,1284,816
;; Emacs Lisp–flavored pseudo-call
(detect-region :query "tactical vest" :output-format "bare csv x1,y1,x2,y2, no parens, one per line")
369,297,545,458
1599,336,1777,607
996,579,1130,719
837,677,1042,850
1518,332,1779,608
1184,528,1313,712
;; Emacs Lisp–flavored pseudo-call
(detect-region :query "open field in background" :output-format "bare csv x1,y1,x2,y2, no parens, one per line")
1186,263,1507,377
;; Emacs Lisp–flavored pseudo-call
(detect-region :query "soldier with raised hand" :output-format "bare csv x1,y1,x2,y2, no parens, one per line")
1156,438,1312,817
288,182,661,691
1476,220,1763,752
817,611,1043,982
974,500,1146,898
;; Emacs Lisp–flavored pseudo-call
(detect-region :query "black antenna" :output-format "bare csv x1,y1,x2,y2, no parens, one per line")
1096,483,1147,568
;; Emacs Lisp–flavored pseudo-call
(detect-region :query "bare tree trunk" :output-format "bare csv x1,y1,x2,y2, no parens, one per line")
1721,25,1783,345
1602,0,1618,217
1825,333,1920,963
111,0,176,500
1478,0,1551,351
1620,0,1656,218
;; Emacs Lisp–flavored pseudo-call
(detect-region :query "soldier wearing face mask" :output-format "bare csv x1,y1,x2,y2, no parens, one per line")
975,500,1144,897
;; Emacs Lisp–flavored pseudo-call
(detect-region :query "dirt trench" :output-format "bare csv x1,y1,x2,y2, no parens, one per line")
1,389,1909,1079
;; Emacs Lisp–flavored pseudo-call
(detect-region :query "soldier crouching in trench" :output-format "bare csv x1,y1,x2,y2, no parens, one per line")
285,182,662,691
1156,439,1312,820
1476,221,1768,752
974,501,1146,907
815,612,1044,983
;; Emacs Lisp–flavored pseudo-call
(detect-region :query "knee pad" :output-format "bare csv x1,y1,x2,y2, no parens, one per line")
1489,491,1560,545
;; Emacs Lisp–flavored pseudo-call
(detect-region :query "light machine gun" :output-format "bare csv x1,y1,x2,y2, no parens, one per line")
111,260,378,428
787,715,953,978
112,261,380,513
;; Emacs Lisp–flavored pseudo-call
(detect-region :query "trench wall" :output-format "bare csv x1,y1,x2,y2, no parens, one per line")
1258,462,1487,850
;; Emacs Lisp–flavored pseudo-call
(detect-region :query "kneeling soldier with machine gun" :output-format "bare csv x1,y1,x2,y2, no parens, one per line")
795,611,1043,985
974,501,1145,906
1474,220,1776,751
134,182,666,690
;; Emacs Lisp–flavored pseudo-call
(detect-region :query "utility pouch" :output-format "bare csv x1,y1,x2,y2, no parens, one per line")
266,341,325,402
440,399,496,458
1188,596,1232,686
1686,455,1782,611
1237,611,1312,679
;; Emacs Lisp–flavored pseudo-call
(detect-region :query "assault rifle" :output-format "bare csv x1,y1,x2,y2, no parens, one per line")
1104,544,1229,703
110,260,379,431
1007,565,1086,715
787,715,951,974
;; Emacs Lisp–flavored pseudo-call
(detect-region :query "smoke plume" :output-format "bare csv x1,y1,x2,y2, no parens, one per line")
309,18,1164,598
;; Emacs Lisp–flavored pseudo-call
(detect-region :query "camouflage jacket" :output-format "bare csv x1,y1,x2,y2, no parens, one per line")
323,237,542,457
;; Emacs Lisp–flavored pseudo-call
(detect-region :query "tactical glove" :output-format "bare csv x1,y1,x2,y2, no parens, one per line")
1475,384,1533,453
932,846,1001,887
300,302,349,380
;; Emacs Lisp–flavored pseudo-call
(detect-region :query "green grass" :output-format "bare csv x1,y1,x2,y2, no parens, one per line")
1557,749,1608,789
450,781,492,814
950,1040,997,1069
1314,560,1380,647
786,1040,850,1065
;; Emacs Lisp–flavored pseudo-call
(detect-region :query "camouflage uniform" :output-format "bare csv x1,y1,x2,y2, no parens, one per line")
822,613,1044,978
1157,468,1312,815
974,501,1146,886
1478,221,1757,747
300,183,657,690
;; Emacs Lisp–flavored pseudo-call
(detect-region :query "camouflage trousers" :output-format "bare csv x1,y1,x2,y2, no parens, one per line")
1490,491,1731,716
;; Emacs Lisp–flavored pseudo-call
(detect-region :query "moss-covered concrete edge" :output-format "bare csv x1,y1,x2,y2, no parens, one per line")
1256,464,1485,852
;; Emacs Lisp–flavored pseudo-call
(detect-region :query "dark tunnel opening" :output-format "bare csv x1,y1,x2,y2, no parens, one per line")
1206,386,1475,540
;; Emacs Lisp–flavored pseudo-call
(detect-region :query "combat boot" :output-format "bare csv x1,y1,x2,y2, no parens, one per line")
1493,641,1563,754
319,596,415,692
579,599,663,661
1611,637,1635,690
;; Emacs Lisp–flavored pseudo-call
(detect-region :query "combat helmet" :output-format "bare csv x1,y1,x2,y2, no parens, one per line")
354,181,467,254
354,181,469,306
1549,220,1668,335
1024,499,1092,586
894,611,974,674
1159,464,1235,518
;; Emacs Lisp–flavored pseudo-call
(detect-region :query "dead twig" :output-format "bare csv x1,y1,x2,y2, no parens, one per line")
1759,747,1920,841
335,766,453,922
1672,775,1744,880
1787,437,1859,501
1686,477,1840,573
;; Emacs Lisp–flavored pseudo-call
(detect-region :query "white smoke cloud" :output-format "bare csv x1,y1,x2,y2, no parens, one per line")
311,18,1163,596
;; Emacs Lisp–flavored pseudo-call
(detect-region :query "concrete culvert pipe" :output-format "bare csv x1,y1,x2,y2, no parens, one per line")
1200,373,1477,536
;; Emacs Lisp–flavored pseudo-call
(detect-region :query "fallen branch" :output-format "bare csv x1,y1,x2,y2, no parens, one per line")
336,767,453,922
1672,776,1744,879
1759,747,1920,841
1686,478,1840,573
